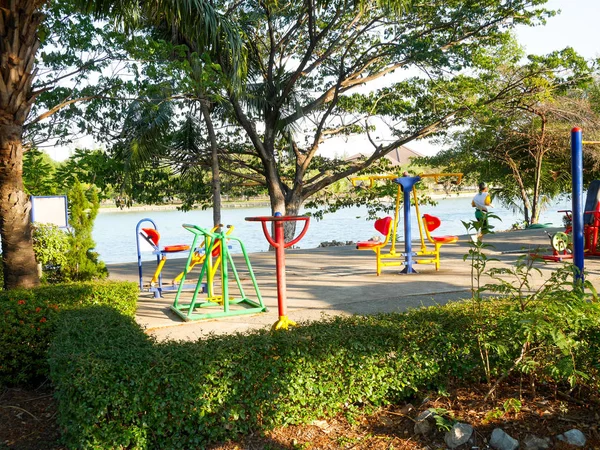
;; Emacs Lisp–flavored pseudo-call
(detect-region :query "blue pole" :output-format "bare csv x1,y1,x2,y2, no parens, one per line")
393,175,421,274
135,218,158,291
571,127,584,282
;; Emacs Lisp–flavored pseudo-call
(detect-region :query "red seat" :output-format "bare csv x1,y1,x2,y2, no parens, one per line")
421,214,458,270
141,227,160,247
432,235,458,244
163,245,191,253
356,240,382,249
357,217,393,249
356,217,394,275
142,228,190,253
557,180,600,256
374,216,393,235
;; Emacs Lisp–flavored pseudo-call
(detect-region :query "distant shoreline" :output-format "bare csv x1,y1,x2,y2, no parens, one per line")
99,191,475,214
98,201,271,214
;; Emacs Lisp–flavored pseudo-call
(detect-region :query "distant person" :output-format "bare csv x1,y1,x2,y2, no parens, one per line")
471,182,494,239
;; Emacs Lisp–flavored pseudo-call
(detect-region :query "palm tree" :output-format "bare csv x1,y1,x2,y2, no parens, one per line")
0,0,45,289
0,0,241,289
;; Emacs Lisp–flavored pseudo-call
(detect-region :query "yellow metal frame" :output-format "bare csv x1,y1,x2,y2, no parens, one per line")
150,226,235,301
415,212,459,270
356,217,399,275
352,172,462,273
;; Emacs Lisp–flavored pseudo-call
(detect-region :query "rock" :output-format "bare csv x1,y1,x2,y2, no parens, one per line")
523,434,551,450
310,419,332,434
413,410,433,436
416,409,433,420
318,240,354,248
444,423,473,449
557,429,587,447
489,428,519,450
414,418,432,435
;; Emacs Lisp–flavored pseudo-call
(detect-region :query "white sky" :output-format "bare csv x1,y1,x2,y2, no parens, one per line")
516,0,599,60
321,0,600,159
48,0,600,161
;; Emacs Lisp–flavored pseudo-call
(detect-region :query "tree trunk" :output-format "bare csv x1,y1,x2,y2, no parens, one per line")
530,118,548,225
265,177,285,250
0,1,44,289
200,102,221,229
283,194,303,244
504,154,533,225
264,173,308,248
530,150,545,225
0,123,39,288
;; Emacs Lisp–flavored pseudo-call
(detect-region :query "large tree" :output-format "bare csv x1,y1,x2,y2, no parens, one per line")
210,0,553,237
0,0,239,289
422,48,599,225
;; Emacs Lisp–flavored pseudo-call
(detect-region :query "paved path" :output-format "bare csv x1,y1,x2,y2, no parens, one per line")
107,227,600,341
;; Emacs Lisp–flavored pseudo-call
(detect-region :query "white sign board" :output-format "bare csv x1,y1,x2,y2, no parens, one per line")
30,196,68,228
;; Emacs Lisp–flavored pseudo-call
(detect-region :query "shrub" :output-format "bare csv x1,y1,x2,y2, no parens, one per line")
63,179,107,281
32,223,70,283
0,281,138,386
48,297,600,449
43,302,505,448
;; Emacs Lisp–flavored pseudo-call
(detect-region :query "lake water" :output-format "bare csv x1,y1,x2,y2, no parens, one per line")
93,196,572,264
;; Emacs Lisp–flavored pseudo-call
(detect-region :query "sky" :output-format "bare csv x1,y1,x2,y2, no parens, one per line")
516,0,599,60
320,0,600,159
48,0,600,161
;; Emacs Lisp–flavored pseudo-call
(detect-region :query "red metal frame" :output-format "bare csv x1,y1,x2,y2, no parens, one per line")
561,203,600,256
542,203,600,261
245,215,310,329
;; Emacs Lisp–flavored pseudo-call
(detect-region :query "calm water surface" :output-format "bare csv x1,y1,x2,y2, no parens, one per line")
94,196,571,264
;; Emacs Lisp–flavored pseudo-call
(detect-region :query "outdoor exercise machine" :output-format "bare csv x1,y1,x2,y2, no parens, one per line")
540,179,600,262
567,127,599,282
172,225,234,284
171,224,266,321
538,127,600,284
246,213,310,330
136,218,200,298
543,127,600,281
353,172,462,275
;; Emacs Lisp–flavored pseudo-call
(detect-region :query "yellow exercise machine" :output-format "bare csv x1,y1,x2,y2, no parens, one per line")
353,172,462,275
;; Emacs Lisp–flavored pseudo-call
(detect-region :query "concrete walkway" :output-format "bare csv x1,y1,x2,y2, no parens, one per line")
107,227,600,341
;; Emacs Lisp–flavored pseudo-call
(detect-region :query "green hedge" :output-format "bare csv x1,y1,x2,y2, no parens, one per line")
48,299,600,449
48,301,515,449
0,281,138,386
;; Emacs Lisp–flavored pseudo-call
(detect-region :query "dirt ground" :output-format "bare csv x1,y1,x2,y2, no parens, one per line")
2,382,599,449
0,385,62,450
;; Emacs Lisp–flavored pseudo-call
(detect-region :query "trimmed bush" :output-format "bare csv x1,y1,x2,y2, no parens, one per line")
32,223,70,283
0,281,138,386
46,301,522,449
49,298,600,449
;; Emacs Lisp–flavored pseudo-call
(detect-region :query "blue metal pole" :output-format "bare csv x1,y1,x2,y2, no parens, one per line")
571,127,584,282
135,218,157,291
393,175,421,274
402,185,414,273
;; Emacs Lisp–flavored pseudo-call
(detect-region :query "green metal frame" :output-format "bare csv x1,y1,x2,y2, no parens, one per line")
171,224,267,321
